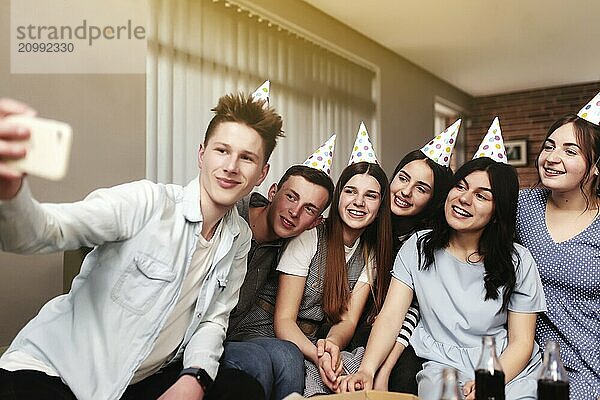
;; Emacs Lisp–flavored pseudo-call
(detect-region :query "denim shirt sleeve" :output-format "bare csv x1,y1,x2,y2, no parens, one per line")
183,222,252,379
0,179,162,254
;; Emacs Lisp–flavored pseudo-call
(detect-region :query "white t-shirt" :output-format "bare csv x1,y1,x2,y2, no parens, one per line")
131,221,223,383
0,351,59,377
276,228,375,284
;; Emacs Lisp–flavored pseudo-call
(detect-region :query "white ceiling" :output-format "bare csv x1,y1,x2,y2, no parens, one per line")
302,0,600,96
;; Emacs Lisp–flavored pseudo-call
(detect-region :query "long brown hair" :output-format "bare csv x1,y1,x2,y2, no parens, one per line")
323,162,392,323
536,114,600,209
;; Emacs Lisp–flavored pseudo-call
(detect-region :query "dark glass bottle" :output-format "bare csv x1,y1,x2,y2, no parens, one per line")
537,340,569,400
475,336,505,400
439,367,462,400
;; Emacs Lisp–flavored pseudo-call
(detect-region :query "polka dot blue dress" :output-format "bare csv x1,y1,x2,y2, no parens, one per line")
517,188,600,400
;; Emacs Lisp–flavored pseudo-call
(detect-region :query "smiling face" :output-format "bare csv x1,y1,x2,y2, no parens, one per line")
266,175,330,239
389,159,434,217
537,122,590,194
199,121,269,212
444,170,495,236
338,173,382,236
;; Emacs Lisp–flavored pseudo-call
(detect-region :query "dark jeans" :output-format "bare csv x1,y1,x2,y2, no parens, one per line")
220,337,305,400
0,363,265,400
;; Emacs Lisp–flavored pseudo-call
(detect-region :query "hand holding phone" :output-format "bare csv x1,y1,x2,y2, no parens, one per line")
2,115,72,181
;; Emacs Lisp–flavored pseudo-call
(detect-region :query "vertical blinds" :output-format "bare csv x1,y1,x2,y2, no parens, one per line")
147,0,377,191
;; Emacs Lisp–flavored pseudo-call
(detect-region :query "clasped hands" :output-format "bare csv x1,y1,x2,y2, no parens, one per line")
315,338,345,392
315,338,378,393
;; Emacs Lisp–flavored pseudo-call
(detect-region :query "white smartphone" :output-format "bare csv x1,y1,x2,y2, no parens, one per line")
4,115,73,181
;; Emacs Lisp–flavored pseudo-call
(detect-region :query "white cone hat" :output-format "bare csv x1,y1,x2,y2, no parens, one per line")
251,80,270,108
578,91,600,126
348,122,378,165
472,117,508,164
420,119,461,167
303,134,336,176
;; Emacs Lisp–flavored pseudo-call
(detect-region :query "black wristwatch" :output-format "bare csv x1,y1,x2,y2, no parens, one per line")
179,367,214,392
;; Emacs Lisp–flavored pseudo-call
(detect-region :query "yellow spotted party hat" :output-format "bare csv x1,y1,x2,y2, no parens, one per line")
420,119,461,167
348,122,378,165
303,134,336,175
472,117,508,163
578,91,600,126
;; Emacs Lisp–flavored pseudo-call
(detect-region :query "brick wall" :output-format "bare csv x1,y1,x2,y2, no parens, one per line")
465,81,600,187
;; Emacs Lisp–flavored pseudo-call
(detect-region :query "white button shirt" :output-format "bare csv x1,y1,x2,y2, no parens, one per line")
0,178,251,400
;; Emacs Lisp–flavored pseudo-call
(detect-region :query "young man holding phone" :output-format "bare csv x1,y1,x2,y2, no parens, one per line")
0,94,283,400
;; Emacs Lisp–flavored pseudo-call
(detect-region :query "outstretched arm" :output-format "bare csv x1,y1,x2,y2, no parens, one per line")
274,272,317,362
499,311,537,383
340,278,413,392
373,300,420,390
319,281,371,391
373,341,405,391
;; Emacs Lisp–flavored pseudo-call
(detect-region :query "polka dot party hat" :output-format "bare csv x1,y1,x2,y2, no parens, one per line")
577,91,600,126
251,80,270,108
348,122,378,165
303,134,336,175
472,117,508,163
420,119,461,167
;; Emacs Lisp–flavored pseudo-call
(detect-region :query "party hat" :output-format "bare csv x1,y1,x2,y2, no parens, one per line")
472,117,507,163
420,119,461,167
252,80,270,108
348,122,378,165
577,91,600,126
303,134,336,175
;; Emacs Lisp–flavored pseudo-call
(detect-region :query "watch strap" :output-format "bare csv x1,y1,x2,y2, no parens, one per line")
179,367,214,392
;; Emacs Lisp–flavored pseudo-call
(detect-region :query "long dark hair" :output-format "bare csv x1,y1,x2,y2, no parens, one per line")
324,162,392,323
535,114,600,209
389,150,453,256
418,157,519,311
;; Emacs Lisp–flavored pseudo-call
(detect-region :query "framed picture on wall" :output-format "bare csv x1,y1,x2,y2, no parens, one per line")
505,140,528,167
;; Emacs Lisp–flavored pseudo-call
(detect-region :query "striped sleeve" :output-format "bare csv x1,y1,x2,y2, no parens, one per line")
395,298,420,347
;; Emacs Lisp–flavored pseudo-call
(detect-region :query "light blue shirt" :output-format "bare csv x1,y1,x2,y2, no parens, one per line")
392,231,547,400
0,178,251,400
